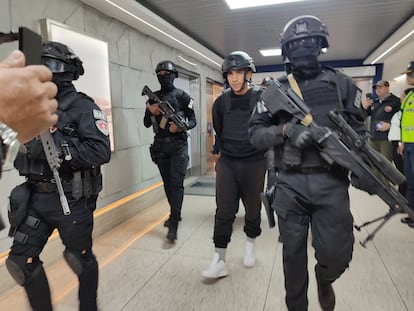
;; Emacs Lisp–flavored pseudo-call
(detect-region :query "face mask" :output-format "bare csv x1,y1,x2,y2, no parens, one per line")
290,55,321,80
52,73,74,89
157,73,175,91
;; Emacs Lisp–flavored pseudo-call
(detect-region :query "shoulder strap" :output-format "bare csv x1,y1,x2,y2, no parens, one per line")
287,74,304,99
249,85,263,111
223,88,232,113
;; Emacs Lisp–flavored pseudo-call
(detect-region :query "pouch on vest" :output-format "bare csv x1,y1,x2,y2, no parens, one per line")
283,142,302,167
8,182,32,237
72,171,83,199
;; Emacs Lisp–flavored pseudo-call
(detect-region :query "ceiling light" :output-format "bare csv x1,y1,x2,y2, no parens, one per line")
393,74,406,81
260,49,282,56
225,0,307,9
371,30,414,64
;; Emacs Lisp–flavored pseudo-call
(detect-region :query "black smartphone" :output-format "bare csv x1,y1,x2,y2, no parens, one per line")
18,27,42,65
365,93,372,99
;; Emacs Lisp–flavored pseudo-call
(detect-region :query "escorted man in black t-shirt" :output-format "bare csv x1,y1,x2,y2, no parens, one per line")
201,51,266,279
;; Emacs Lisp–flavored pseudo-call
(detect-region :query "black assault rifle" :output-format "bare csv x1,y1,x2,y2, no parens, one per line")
260,78,414,246
141,85,188,130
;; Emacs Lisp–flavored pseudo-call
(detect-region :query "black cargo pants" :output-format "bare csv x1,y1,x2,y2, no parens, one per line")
272,170,354,311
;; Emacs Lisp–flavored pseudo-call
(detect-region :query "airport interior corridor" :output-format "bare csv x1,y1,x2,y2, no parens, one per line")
0,177,413,311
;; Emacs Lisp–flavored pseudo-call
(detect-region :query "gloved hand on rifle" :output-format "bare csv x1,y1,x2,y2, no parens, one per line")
283,120,313,149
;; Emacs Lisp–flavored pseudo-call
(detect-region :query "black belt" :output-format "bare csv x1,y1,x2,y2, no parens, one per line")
285,166,331,174
154,136,186,143
154,137,173,143
28,180,72,193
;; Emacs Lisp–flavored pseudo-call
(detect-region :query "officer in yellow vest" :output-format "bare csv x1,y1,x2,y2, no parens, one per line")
400,61,414,228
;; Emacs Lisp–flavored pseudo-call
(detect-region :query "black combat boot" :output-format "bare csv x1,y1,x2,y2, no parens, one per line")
164,216,182,227
316,276,335,311
166,223,178,241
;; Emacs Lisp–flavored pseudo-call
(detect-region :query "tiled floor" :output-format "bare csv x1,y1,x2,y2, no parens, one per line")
0,183,413,311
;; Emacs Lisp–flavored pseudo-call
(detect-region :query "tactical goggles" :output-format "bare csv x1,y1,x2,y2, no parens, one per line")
41,57,66,73
286,37,321,51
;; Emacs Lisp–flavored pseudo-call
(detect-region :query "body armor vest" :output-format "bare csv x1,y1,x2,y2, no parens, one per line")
152,88,187,139
14,92,85,179
220,86,262,158
293,76,343,168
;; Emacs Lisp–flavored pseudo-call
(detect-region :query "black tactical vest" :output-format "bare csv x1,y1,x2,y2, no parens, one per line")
14,92,85,179
220,86,262,158
293,74,343,168
152,88,187,139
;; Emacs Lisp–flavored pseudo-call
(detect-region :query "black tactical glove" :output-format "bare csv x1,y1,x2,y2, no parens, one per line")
284,122,313,149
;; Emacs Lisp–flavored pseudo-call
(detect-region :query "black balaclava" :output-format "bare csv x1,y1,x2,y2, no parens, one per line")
52,73,74,90
286,38,321,80
290,55,320,80
157,72,175,92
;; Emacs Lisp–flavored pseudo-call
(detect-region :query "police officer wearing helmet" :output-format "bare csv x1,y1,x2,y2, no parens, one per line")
249,16,366,311
143,60,196,241
201,51,266,279
6,41,111,311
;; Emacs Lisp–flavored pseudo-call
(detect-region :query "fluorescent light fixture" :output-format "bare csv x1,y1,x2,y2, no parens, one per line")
371,29,414,64
178,55,197,67
260,48,282,56
225,0,307,9
393,74,406,81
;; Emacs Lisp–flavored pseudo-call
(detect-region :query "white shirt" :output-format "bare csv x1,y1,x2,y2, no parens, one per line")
388,110,401,141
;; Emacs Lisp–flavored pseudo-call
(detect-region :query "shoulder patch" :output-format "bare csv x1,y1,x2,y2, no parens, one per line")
95,120,109,136
93,109,107,121
354,89,362,109
188,98,194,110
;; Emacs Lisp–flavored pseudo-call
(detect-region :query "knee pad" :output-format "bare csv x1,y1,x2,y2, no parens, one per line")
63,249,96,276
6,255,41,286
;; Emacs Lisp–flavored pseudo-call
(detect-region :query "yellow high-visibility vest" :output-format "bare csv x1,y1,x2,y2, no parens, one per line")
401,90,414,142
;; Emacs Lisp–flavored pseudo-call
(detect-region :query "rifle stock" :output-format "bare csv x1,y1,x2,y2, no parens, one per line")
260,79,414,229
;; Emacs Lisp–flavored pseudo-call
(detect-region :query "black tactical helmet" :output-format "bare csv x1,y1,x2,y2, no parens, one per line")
155,60,178,77
41,41,84,81
280,15,329,57
221,51,256,79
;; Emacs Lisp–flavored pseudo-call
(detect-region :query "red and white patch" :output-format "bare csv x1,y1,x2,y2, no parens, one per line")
49,125,58,133
95,120,109,136
384,105,392,112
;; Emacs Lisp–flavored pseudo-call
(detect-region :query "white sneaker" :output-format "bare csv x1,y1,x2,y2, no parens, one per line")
201,253,229,278
243,240,256,268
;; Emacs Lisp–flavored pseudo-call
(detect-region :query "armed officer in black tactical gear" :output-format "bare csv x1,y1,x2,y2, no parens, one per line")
6,41,111,311
249,16,366,311
201,51,266,279
143,60,196,241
